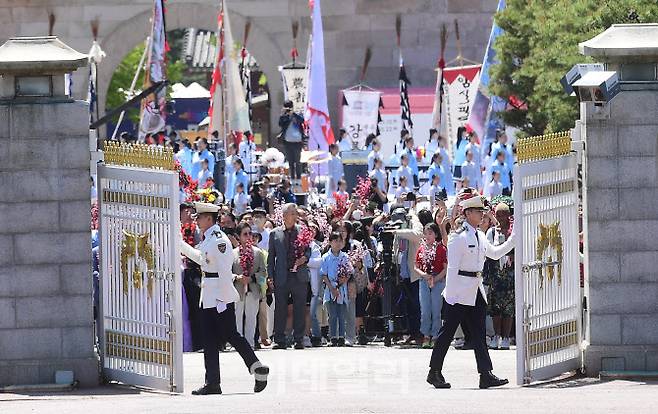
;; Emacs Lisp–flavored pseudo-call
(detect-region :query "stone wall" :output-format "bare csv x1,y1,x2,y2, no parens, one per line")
584,87,658,373
0,100,98,387
0,0,498,138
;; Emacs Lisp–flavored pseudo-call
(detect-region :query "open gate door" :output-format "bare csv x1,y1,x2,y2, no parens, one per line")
97,142,183,392
513,132,584,385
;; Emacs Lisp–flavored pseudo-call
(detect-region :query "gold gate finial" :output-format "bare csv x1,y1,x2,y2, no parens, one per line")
103,141,175,171
517,131,571,164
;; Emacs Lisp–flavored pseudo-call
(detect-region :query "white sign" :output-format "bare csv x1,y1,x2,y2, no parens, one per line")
280,67,308,114
443,65,481,143
341,90,382,150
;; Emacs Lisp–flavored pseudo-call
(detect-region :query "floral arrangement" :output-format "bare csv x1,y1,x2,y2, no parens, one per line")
90,201,99,230
335,255,354,302
332,192,348,219
196,187,220,204
311,209,332,249
348,244,368,293
354,176,372,206
292,225,315,272
176,160,200,202
272,198,284,227
181,222,197,246
419,240,438,288
239,239,254,278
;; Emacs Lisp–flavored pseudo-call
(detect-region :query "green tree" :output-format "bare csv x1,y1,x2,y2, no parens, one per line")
106,40,185,124
490,0,658,137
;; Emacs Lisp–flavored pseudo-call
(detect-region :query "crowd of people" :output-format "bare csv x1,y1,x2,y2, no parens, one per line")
94,102,519,392
165,104,517,354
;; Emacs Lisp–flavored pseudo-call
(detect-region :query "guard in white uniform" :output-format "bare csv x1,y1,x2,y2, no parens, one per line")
179,202,269,395
427,195,515,389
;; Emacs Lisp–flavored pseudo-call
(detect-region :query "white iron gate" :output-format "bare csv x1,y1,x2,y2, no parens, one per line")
513,132,584,385
98,142,183,392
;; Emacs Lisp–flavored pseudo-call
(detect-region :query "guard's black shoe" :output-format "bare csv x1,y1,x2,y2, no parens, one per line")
329,337,338,347
426,369,451,389
192,384,222,395
294,341,305,350
272,342,288,350
254,366,270,393
337,337,345,347
479,371,509,389
311,336,322,347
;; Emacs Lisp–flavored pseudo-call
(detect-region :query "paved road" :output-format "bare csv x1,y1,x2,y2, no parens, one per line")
2,345,657,413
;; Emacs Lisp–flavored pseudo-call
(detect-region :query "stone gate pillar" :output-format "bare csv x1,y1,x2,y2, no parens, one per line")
580,24,658,375
0,37,98,387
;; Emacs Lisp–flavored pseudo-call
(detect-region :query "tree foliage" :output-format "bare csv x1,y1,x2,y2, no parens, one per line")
490,0,658,137
106,38,186,124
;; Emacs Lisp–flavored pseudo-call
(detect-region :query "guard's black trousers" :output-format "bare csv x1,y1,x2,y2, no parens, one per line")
429,291,493,374
201,303,259,386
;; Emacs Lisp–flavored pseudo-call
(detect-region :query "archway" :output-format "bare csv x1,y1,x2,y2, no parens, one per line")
97,2,287,141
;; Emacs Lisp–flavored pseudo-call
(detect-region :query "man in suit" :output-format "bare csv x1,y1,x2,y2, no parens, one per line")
179,202,269,395
426,194,515,389
267,203,311,349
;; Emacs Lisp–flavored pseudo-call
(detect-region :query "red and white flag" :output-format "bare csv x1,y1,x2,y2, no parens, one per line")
305,0,335,152
209,0,251,141
139,0,168,140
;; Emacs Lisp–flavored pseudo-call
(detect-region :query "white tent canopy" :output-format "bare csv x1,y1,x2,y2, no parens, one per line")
171,82,211,99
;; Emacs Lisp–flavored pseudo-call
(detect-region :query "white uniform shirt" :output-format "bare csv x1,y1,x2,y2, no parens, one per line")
232,192,250,216
484,180,504,198
367,150,381,171
369,168,387,193
461,160,482,190
443,222,515,306
179,224,240,310
239,140,256,173
338,138,352,152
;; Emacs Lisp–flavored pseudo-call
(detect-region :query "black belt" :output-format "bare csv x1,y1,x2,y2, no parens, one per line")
202,272,219,278
458,270,483,278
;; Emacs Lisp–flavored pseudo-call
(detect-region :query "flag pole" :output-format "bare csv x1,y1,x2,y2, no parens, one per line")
111,37,150,140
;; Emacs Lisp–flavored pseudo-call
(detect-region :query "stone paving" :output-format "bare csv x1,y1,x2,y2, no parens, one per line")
2,345,657,413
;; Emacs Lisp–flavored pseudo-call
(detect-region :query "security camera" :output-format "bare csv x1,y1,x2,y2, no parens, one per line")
572,71,620,104
560,63,604,96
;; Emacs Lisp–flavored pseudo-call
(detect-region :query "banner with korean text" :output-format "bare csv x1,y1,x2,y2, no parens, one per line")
280,66,308,114
442,64,481,144
341,89,382,149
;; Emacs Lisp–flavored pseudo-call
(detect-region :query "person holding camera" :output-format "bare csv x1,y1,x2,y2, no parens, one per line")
278,100,307,182
427,194,515,390
387,198,435,346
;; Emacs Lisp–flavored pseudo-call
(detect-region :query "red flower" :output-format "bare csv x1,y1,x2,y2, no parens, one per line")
354,176,372,206
333,193,348,219
239,240,254,278
292,226,315,271
181,222,197,246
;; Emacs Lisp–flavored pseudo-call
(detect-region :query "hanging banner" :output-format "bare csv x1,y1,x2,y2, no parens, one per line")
341,89,382,150
442,64,480,145
279,66,307,114
139,0,167,140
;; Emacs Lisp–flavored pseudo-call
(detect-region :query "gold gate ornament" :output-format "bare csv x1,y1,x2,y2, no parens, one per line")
535,222,563,288
120,230,156,297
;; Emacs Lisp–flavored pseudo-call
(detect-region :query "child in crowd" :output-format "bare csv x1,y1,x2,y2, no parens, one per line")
396,153,414,190
233,182,250,216
327,143,344,195
414,222,447,348
428,173,445,212
335,179,349,199
320,232,352,347
197,159,212,188
395,175,411,202
484,170,504,198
